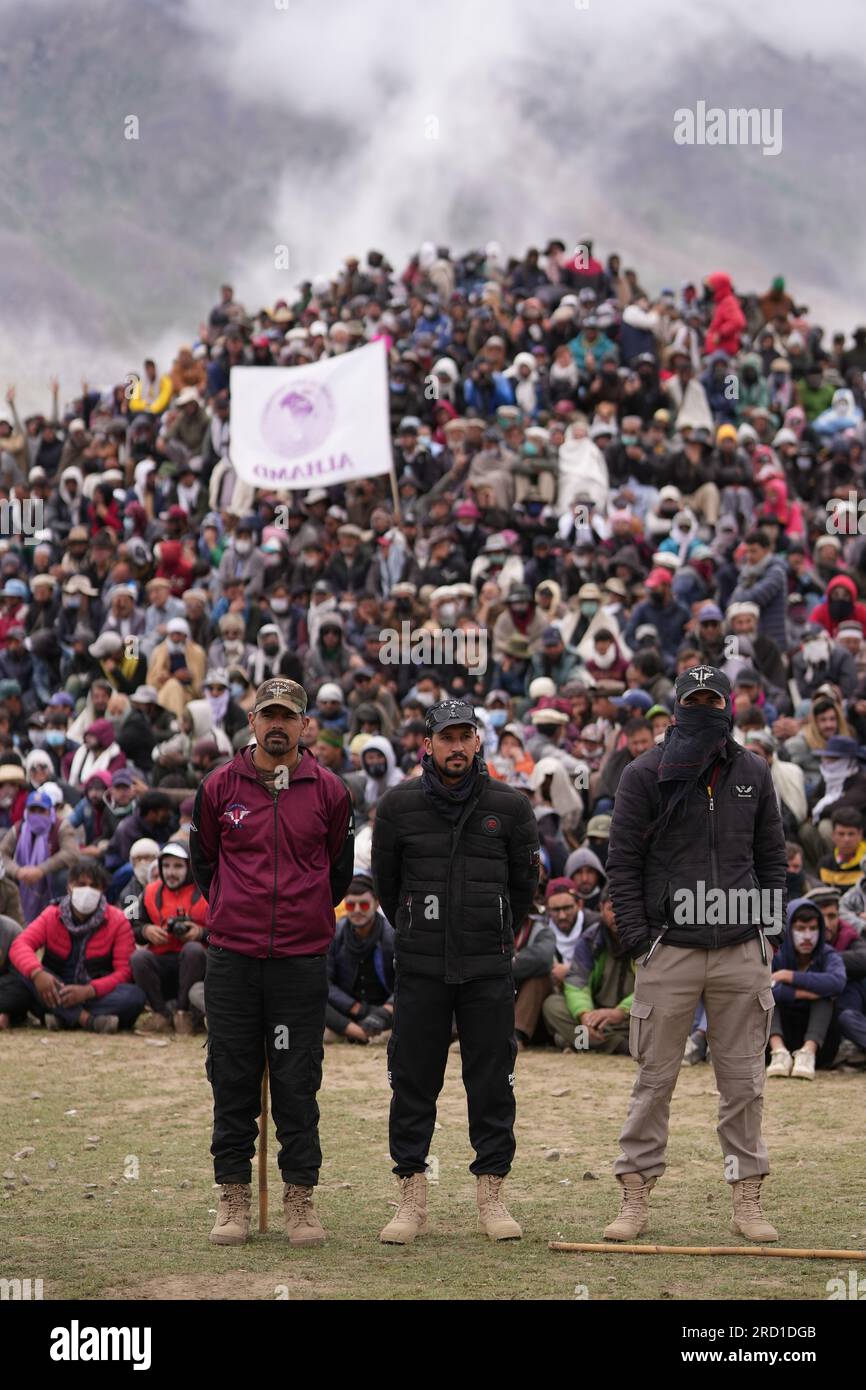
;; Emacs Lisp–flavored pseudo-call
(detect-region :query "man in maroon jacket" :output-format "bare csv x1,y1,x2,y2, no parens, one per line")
190,678,354,1249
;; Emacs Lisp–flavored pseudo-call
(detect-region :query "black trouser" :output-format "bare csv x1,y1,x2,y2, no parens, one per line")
205,946,327,1187
387,969,517,1177
131,943,207,1014
770,998,841,1068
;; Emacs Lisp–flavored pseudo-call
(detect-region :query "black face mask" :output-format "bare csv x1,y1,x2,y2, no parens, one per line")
786,868,806,898
365,760,387,780
263,643,280,656
649,590,666,606
828,596,853,620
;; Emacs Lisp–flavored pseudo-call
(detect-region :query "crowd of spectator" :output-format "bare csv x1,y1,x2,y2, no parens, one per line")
0,238,864,1074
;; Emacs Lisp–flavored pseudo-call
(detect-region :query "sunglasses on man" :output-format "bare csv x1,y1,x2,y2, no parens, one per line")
345,898,372,912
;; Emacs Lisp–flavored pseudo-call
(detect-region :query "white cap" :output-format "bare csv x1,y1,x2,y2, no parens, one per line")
316,682,344,704
130,838,160,860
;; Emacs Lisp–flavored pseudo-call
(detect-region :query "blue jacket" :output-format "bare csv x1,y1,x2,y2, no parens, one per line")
772,897,846,1010
623,595,690,660
327,913,395,1013
463,373,516,416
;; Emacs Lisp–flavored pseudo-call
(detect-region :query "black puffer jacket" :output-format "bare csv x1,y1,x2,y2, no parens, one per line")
371,762,539,983
606,738,787,957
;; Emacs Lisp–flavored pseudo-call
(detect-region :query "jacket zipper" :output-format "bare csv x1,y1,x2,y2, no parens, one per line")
707,779,720,950
499,896,506,954
270,792,278,958
444,788,484,981
406,894,413,938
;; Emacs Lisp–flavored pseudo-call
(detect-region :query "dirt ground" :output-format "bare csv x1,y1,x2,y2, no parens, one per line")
1,1031,864,1301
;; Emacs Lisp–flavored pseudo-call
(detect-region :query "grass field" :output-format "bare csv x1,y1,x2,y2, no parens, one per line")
1,1032,863,1301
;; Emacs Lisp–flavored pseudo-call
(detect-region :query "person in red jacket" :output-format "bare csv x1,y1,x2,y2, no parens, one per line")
190,678,354,1249
130,841,208,1036
703,271,746,356
0,858,144,1032
809,575,866,639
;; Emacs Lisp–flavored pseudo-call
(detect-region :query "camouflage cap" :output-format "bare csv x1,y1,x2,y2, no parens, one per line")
252,678,308,716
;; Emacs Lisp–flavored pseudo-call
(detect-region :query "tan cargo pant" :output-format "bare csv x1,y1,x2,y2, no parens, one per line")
614,936,774,1182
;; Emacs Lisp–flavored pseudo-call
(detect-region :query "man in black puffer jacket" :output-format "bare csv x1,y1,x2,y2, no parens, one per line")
372,698,539,1245
604,665,787,1247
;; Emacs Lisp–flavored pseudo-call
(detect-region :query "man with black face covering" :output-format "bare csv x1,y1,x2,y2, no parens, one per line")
604,665,787,1245
371,699,539,1245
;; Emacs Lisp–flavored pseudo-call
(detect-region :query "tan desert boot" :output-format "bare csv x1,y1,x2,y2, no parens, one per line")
379,1173,428,1244
283,1184,326,1246
603,1172,656,1241
731,1177,778,1242
209,1183,251,1245
476,1174,522,1240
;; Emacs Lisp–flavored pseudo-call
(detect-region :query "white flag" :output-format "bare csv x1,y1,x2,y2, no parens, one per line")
228,340,392,491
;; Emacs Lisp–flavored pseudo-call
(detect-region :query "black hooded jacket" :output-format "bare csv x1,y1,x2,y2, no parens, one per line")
606,737,787,957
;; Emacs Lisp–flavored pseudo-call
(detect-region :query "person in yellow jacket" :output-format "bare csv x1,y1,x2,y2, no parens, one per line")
129,360,173,415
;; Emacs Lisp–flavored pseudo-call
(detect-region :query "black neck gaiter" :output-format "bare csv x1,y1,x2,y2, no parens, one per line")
420,752,481,824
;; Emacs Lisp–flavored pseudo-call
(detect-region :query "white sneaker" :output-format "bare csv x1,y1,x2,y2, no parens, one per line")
791,1048,816,1080
766,1047,793,1078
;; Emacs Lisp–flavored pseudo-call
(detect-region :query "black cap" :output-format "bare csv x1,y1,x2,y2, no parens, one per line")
425,698,478,736
674,664,731,704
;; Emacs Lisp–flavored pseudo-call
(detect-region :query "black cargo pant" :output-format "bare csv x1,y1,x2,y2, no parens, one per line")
387,969,517,1177
204,945,327,1187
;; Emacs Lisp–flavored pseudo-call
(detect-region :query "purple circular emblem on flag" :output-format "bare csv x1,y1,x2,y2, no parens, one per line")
260,380,336,459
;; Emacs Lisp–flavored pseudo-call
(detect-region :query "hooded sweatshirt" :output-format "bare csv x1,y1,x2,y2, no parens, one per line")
771,898,846,1011
563,846,608,910
360,735,404,807
809,575,866,640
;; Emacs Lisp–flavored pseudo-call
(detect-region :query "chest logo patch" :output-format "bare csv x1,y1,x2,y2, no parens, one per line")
223,802,250,828
733,785,755,798
482,815,501,835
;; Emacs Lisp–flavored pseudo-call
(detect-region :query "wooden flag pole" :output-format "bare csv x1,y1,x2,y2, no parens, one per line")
549,1241,866,1260
258,1060,269,1233
389,466,403,524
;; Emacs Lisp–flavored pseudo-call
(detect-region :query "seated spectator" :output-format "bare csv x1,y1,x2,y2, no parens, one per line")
0,859,144,1032
538,877,594,1021
511,909,556,1048
766,899,846,1078
325,875,394,1044
487,722,535,786
807,883,866,1066
67,771,113,857
0,856,23,925
0,788,79,923
817,807,866,890
593,716,654,813
542,890,634,1053
783,693,851,800
0,911,22,985
563,846,608,912
105,790,175,875
117,684,175,772
119,837,161,922
130,841,208,1034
